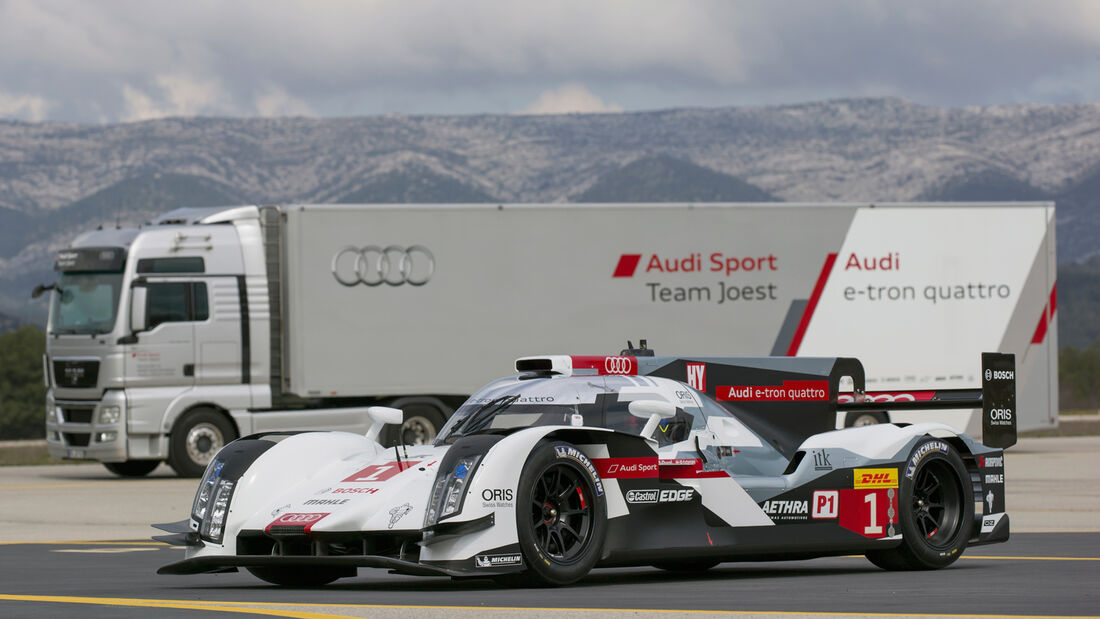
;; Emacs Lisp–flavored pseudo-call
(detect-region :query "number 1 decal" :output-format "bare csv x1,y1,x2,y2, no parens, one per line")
864,492,883,535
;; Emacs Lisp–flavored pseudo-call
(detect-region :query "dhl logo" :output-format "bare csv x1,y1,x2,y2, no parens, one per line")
854,468,898,489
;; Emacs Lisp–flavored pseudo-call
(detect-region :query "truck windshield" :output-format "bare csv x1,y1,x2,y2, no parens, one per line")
48,272,124,335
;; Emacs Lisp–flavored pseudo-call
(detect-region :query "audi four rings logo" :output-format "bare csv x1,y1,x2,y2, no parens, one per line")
604,356,633,374
275,513,325,523
332,245,435,287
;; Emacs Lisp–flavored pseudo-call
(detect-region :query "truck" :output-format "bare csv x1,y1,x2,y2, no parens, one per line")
35,202,1057,477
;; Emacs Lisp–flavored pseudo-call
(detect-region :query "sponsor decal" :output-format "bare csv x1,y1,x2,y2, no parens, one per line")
475,553,523,568
837,391,936,403
567,355,636,376
979,455,1004,468
985,369,1015,381
905,441,949,479
986,489,995,514
342,460,422,483
554,446,605,495
761,499,809,520
854,468,899,489
266,512,329,533
812,450,832,471
469,396,555,404
387,503,413,529
988,408,1014,426
625,488,695,504
331,487,380,495
613,252,779,278
686,363,706,391
981,513,1006,534
984,473,1004,484
812,490,838,519
717,381,829,402
303,498,350,506
481,488,515,508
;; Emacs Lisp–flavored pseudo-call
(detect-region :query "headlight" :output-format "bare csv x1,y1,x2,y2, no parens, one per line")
98,406,121,424
200,478,235,543
424,455,481,527
192,457,225,522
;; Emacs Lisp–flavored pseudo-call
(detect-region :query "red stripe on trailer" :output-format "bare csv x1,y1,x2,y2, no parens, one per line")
786,253,837,356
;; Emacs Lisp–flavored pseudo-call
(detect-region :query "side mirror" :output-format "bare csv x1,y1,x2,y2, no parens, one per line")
129,285,148,333
365,406,404,443
31,283,56,299
628,399,677,440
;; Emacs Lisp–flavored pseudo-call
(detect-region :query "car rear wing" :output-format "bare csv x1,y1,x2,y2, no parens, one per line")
837,352,1017,448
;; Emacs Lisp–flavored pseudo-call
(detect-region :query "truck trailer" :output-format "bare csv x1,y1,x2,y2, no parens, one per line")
36,202,1057,476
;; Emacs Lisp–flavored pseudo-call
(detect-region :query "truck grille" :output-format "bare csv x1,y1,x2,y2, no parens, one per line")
53,360,99,388
63,433,91,447
61,407,94,424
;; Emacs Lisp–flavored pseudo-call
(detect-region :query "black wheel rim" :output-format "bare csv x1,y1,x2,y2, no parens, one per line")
911,459,962,548
528,462,594,563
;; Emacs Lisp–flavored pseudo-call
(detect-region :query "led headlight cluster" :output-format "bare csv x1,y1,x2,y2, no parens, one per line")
191,457,234,543
424,455,481,527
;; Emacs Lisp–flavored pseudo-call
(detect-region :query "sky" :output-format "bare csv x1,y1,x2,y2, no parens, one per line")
0,0,1098,124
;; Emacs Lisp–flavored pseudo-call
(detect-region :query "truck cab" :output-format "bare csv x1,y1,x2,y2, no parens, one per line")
42,206,271,476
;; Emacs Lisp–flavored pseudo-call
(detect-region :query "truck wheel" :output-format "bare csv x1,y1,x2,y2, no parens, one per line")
846,411,888,427
865,438,974,570
382,402,446,446
103,460,160,477
513,440,607,586
246,566,349,587
168,408,236,478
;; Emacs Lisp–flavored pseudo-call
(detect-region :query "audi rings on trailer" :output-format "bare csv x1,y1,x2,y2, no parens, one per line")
331,245,435,287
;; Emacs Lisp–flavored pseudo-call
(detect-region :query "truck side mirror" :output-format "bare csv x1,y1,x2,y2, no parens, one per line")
628,399,677,440
129,285,148,333
31,283,56,299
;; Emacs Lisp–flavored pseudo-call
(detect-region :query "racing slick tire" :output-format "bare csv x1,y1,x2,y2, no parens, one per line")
168,408,237,478
246,566,349,587
512,440,608,586
866,437,974,570
103,460,160,477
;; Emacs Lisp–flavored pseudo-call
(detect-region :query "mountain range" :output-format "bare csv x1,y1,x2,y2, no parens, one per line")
1,97,1098,345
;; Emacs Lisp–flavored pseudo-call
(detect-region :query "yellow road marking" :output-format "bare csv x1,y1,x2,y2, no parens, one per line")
0,540,169,546
0,595,1095,619
961,555,1100,561
0,594,360,618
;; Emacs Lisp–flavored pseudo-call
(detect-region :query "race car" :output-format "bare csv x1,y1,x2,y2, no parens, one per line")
156,346,1015,586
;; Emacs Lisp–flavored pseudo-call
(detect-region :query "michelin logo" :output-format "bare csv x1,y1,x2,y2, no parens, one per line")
475,554,523,568
554,446,605,496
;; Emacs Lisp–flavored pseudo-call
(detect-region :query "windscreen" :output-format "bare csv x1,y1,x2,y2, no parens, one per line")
48,272,124,335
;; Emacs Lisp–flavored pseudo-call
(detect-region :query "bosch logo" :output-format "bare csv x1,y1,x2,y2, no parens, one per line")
604,356,633,374
331,245,434,287
990,370,1014,380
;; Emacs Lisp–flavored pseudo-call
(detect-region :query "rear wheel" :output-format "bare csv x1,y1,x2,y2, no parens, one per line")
246,566,348,587
168,408,236,477
866,438,973,570
514,440,607,586
103,460,160,477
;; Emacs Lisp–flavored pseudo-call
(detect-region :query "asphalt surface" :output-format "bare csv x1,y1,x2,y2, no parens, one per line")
0,533,1096,618
0,436,1097,618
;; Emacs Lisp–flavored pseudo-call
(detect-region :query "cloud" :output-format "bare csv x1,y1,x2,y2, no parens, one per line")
0,0,1098,122
518,84,623,115
0,92,51,121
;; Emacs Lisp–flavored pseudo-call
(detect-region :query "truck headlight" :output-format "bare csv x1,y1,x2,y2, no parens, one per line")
424,455,481,527
99,406,121,424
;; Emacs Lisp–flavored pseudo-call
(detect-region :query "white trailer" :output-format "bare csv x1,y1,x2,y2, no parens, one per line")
38,202,1057,476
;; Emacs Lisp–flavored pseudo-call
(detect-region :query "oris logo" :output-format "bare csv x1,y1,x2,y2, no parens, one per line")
985,369,1015,381
482,488,513,502
332,245,434,287
604,356,633,374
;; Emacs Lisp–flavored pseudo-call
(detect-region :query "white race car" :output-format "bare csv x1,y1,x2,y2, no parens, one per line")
156,348,1014,586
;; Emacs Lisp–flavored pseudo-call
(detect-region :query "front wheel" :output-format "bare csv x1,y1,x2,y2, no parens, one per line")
246,566,349,587
168,408,236,477
103,460,160,477
866,437,974,570
513,440,607,586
